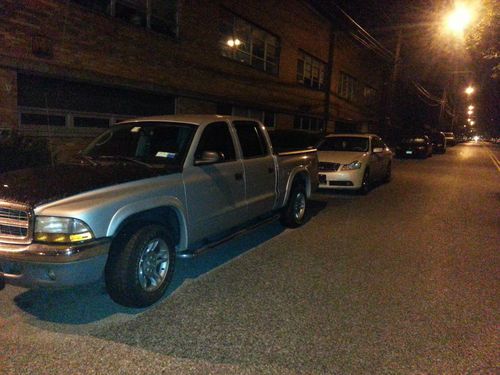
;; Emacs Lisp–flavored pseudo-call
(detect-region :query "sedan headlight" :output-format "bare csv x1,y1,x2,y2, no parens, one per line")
341,161,362,170
34,216,94,243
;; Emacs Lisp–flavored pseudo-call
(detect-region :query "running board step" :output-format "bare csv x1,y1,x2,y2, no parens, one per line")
176,214,280,259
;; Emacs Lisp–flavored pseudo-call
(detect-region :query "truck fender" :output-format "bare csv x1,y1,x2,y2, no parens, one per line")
282,167,311,207
107,196,188,251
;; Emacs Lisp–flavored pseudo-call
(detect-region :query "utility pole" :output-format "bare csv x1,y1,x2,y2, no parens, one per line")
323,27,336,135
439,86,447,129
382,27,402,139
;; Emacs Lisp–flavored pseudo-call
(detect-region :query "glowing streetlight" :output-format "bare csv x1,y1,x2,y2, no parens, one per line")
465,86,475,95
470,120,475,125
468,105,474,110
467,110,473,115
445,3,475,36
226,38,241,47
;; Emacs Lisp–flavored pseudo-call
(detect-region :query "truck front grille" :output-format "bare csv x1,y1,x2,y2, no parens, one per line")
0,203,32,244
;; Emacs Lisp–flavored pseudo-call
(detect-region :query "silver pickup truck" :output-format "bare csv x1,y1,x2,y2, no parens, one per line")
0,115,318,307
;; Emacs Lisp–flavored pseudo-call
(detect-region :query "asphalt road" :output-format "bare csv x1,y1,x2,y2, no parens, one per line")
1,142,499,374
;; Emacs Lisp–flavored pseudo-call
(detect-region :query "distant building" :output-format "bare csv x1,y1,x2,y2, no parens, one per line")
0,0,390,157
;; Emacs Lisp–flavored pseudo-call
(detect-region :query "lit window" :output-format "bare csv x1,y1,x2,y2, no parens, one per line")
220,9,280,75
297,51,326,90
71,0,178,37
339,72,358,101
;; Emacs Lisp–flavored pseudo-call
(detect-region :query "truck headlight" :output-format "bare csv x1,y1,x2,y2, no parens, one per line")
341,161,362,170
34,216,94,243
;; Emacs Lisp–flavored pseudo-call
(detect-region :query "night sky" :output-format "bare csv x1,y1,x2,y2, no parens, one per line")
333,0,499,136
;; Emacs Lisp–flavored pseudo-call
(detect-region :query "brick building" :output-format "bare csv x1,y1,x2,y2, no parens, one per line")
0,0,390,156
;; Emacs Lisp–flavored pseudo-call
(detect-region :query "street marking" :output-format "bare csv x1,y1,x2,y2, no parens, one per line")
483,146,500,172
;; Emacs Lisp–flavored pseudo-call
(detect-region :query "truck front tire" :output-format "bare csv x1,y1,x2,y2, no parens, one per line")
105,224,175,307
280,182,308,228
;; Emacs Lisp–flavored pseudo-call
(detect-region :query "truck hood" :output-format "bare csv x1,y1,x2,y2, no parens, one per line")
318,151,368,165
0,163,180,208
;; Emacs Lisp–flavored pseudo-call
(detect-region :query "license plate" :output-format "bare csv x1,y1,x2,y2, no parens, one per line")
405,150,413,155
319,174,327,184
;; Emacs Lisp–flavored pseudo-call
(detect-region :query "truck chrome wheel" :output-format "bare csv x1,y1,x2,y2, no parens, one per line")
105,224,175,307
280,182,308,228
293,191,306,221
138,238,170,292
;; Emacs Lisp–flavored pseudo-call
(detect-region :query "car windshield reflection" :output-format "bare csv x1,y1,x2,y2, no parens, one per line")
83,122,196,167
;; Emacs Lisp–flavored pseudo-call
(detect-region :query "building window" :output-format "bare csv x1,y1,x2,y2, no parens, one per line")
339,72,358,101
297,51,326,90
220,9,280,75
20,113,67,127
232,107,276,128
19,108,130,137
293,116,324,132
363,86,377,107
71,0,178,37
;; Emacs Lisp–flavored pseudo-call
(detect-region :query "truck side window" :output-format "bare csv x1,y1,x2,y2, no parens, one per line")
233,121,267,158
195,122,236,162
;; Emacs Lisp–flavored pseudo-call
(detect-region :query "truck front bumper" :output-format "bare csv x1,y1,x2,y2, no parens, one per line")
0,238,110,289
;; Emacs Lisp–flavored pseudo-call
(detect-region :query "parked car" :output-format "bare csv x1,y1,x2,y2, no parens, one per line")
443,132,456,146
0,115,318,307
316,133,392,194
395,135,433,158
429,132,446,154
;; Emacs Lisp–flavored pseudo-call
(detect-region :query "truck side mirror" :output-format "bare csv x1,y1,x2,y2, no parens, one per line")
195,151,222,166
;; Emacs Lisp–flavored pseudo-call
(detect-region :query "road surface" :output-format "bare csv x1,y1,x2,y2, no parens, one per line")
1,141,498,374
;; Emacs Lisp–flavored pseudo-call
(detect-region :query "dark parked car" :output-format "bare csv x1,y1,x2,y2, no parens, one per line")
395,135,433,158
429,131,447,153
443,132,456,146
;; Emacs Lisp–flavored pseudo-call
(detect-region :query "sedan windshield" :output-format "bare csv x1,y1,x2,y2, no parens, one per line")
83,122,196,167
317,137,369,152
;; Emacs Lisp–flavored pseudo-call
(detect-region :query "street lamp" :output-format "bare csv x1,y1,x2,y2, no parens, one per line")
468,105,474,110
445,3,475,36
465,86,475,95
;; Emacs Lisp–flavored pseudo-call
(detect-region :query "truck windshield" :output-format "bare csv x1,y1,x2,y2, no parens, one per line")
317,137,369,152
83,122,196,167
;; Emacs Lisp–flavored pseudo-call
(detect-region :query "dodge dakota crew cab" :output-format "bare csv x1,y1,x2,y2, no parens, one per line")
0,115,318,307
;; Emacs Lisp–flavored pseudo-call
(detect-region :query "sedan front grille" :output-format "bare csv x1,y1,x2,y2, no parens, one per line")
318,162,341,172
0,203,32,244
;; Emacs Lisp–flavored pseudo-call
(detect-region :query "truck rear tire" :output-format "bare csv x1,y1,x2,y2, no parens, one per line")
280,182,308,228
105,224,175,307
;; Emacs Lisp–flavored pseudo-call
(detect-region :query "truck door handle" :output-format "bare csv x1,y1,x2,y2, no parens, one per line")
234,172,243,181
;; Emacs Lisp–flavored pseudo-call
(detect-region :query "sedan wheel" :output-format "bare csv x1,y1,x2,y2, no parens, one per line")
383,162,392,183
358,169,370,195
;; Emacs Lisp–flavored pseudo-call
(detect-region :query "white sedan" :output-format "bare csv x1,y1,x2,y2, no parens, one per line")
317,133,393,194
